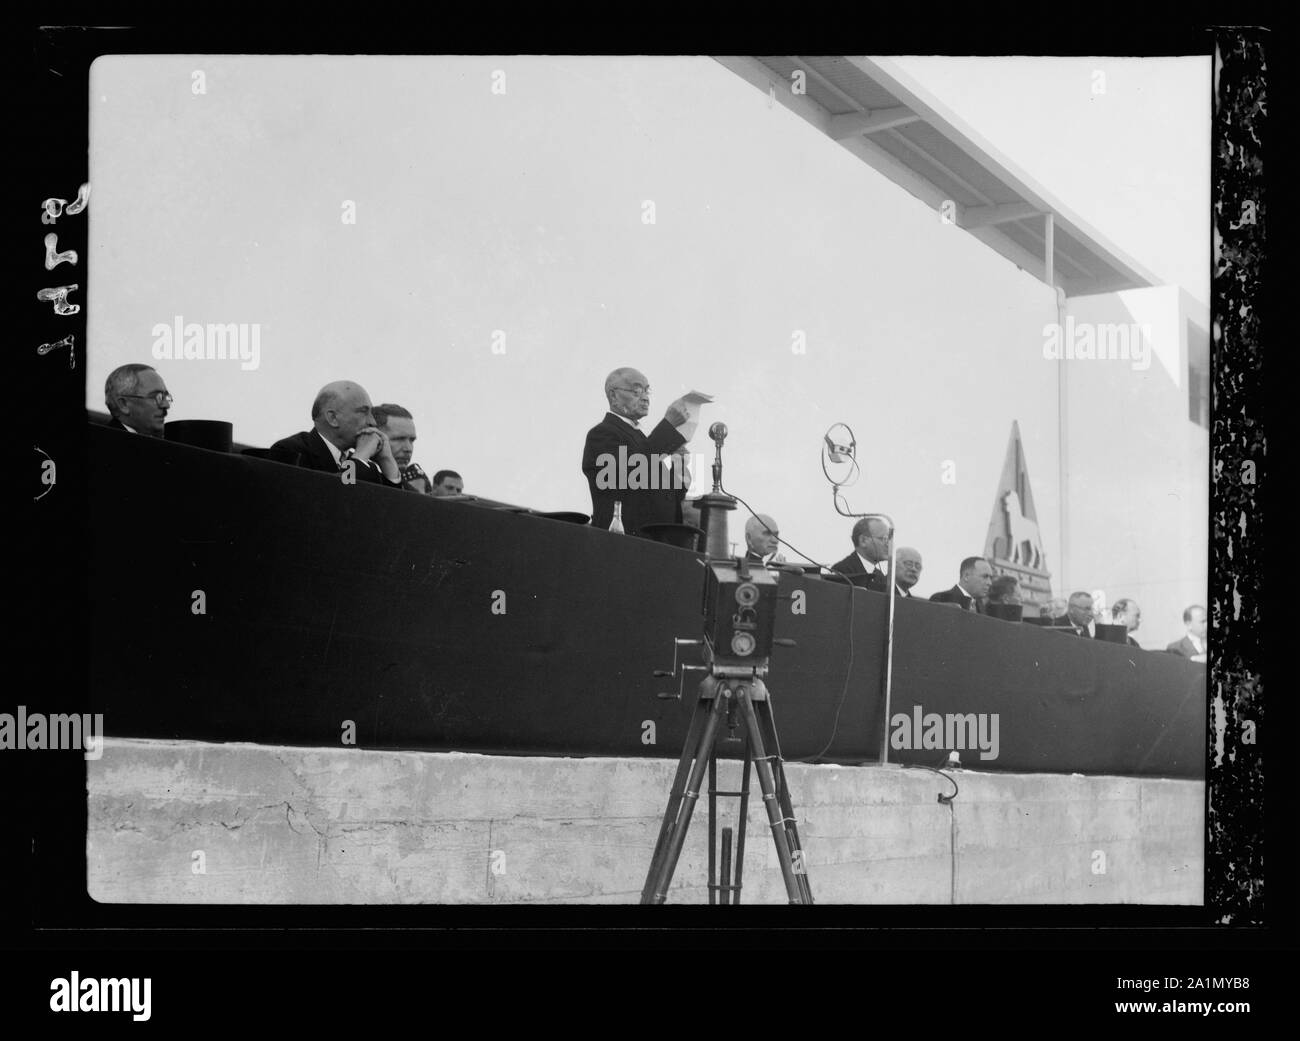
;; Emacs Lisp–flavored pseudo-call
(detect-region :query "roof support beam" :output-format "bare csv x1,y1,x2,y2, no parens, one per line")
1044,212,1054,286
881,126,994,206
788,57,863,111
827,107,920,139
960,202,1042,228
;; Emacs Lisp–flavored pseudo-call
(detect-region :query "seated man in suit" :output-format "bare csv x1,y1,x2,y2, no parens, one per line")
893,547,923,597
372,403,428,493
1111,598,1143,648
743,514,786,565
270,381,403,488
1051,591,1097,636
1166,604,1207,662
930,557,993,612
104,363,172,437
829,517,891,593
582,368,697,537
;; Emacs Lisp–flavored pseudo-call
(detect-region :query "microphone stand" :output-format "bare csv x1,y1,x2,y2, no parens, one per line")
694,422,737,560
828,460,898,766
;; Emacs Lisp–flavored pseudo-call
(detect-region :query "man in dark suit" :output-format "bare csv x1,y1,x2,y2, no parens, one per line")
582,368,695,537
1111,598,1143,648
1051,591,1097,636
743,514,786,565
829,517,891,593
1166,604,1207,661
929,556,993,612
893,547,923,597
270,381,404,488
104,363,171,437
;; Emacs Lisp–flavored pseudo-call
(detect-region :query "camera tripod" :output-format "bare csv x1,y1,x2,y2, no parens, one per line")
641,668,813,905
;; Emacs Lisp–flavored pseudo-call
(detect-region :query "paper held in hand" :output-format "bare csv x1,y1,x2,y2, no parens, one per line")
675,390,714,441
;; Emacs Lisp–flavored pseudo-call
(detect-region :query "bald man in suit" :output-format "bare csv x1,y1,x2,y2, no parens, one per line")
270,381,404,488
743,513,786,565
582,367,696,537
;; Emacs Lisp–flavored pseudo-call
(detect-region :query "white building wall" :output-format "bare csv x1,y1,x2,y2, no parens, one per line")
1060,287,1209,650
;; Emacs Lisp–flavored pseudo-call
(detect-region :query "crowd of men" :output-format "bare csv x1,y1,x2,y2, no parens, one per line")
576,366,1208,659
103,364,464,498
739,510,1208,656
105,360,1208,659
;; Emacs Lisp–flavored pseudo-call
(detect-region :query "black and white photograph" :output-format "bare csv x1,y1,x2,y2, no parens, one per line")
13,23,1277,1017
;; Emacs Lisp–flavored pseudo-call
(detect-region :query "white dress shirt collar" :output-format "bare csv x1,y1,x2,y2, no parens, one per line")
316,429,345,465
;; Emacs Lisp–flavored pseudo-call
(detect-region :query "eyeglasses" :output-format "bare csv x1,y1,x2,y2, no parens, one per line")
122,391,173,407
615,384,650,396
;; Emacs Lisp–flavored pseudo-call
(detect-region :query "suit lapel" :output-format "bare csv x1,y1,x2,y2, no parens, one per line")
603,412,648,450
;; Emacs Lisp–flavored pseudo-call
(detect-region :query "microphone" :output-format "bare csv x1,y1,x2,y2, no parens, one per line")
824,432,853,464
708,423,727,492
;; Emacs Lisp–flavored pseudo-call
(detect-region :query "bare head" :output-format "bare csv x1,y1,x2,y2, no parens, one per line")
1066,591,1094,627
311,381,374,450
431,470,463,497
105,364,171,436
894,547,922,590
744,514,780,557
959,556,993,599
851,517,892,564
373,403,416,467
1112,598,1141,631
1184,604,1207,640
604,367,650,422
987,574,1020,604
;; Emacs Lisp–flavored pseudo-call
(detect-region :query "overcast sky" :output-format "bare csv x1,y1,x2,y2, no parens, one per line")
87,54,1208,587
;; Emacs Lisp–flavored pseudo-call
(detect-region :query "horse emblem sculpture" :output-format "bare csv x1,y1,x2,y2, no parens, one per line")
1002,490,1044,571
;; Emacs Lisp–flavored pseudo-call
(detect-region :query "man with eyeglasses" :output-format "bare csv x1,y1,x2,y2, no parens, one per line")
829,517,892,593
270,380,404,488
1051,590,1097,637
104,363,172,437
581,367,697,537
893,547,923,598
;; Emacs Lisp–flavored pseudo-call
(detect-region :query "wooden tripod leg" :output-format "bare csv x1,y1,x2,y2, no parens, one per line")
735,683,813,905
754,691,813,905
642,678,715,902
641,680,729,904
731,732,752,905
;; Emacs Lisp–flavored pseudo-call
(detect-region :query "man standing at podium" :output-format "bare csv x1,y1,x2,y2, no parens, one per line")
582,368,696,537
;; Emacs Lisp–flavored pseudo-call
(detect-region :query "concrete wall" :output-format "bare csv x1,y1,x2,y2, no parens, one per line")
88,739,1202,904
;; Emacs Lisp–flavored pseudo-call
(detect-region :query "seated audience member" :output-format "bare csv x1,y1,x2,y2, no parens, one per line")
830,517,891,593
1166,605,1207,662
104,364,172,437
987,575,1021,605
1052,591,1097,637
430,470,464,497
743,514,786,565
1043,597,1068,621
984,575,1023,620
372,403,427,493
929,557,992,612
1111,598,1143,648
893,547,923,597
270,381,403,487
